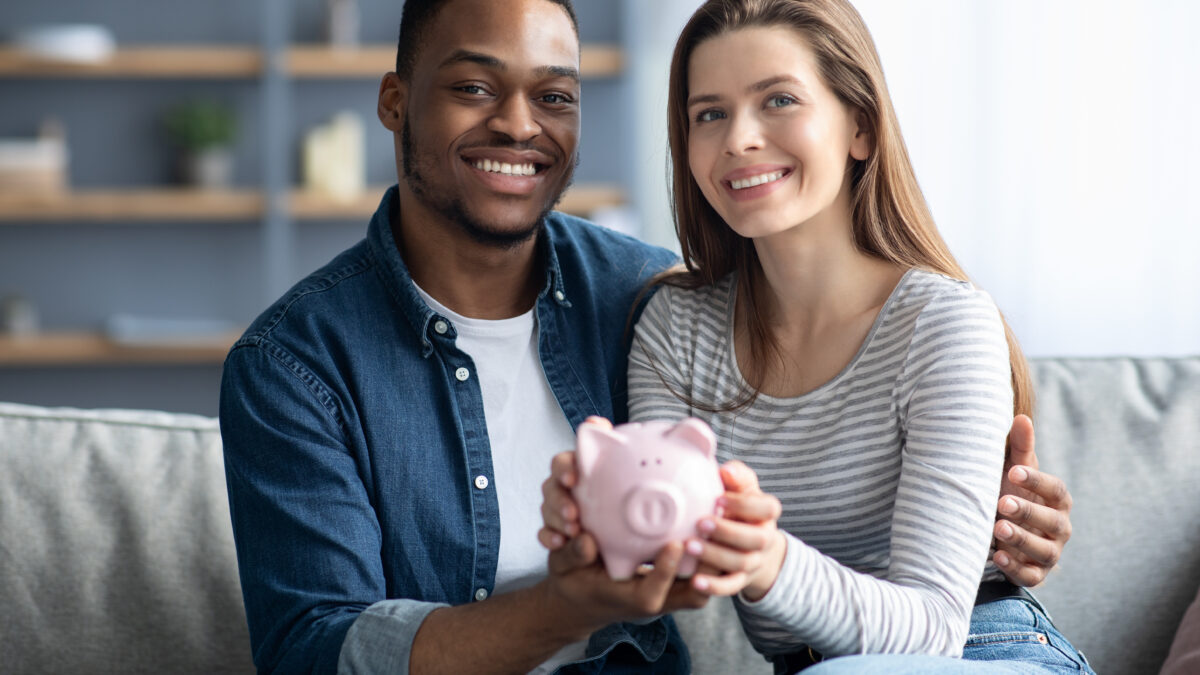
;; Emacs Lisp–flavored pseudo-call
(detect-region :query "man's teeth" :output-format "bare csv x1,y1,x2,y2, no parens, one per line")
473,159,537,176
731,170,786,190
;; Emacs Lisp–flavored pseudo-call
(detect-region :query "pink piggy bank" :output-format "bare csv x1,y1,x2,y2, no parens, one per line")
574,418,723,580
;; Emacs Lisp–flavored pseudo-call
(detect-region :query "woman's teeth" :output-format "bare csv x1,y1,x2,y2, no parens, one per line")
473,159,537,176
731,170,785,190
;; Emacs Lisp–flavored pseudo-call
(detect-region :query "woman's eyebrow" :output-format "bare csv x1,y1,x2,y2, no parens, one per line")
688,74,810,108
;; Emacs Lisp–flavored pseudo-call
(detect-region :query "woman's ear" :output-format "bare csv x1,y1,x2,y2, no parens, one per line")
377,72,406,132
850,109,872,161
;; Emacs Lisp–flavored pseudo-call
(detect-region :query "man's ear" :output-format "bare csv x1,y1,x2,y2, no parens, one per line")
378,72,407,132
850,108,873,162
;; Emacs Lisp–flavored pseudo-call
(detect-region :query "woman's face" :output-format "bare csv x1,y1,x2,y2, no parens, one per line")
686,26,870,240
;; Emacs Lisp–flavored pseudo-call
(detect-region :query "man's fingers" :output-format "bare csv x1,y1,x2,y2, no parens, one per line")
1008,466,1073,511
629,542,683,614
548,532,599,575
994,518,1062,567
1005,414,1038,470
999,493,1072,540
549,451,578,488
538,526,566,551
540,482,580,537
993,544,1051,588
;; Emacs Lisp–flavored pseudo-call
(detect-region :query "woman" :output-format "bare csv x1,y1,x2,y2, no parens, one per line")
545,0,1093,672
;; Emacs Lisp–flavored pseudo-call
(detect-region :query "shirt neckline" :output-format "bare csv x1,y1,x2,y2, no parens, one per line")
723,267,918,405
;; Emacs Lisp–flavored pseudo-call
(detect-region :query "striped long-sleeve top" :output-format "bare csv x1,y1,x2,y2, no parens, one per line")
628,269,1013,658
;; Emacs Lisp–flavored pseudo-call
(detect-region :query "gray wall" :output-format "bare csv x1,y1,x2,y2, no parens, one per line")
0,0,631,416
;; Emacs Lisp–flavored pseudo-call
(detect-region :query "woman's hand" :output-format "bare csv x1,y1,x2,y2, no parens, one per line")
685,461,786,601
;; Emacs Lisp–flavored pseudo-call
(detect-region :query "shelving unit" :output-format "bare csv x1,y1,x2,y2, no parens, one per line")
0,44,623,79
0,2,629,376
0,185,624,223
0,332,237,366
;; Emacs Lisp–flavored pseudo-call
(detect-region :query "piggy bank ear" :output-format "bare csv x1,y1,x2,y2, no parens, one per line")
666,418,717,460
576,421,619,476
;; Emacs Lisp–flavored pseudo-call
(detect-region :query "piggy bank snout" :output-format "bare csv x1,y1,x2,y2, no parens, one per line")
622,481,686,538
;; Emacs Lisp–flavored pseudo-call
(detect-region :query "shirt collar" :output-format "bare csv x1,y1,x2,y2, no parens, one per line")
366,185,571,357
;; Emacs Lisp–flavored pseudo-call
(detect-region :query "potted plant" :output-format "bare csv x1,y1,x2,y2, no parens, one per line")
163,100,236,189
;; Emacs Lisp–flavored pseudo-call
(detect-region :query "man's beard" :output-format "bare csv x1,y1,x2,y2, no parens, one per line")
401,114,575,250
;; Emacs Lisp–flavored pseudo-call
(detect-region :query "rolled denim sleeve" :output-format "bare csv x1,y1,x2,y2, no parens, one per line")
220,342,435,674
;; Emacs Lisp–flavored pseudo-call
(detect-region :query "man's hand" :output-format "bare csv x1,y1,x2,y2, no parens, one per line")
993,414,1073,587
539,417,710,619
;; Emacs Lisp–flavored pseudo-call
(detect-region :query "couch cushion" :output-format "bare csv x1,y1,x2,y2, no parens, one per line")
0,402,252,674
1030,357,1200,675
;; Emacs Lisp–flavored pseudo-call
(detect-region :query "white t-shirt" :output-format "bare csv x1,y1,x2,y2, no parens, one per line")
415,286,586,673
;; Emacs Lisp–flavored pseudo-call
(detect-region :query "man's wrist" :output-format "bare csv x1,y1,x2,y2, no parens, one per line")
535,577,606,644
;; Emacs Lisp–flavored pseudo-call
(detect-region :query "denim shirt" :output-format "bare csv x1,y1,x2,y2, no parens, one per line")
220,186,682,674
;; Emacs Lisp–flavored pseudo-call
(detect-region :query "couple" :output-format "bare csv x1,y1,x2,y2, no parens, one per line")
220,0,1089,673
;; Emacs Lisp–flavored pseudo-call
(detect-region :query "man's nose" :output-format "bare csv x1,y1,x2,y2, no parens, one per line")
487,95,541,142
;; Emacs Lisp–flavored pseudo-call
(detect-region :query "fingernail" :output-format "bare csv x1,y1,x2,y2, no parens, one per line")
550,534,563,548
566,523,579,536
693,576,710,591
697,519,716,534
1011,467,1028,483
999,496,1019,515
686,540,703,556
995,551,1011,567
561,505,572,519
996,522,1014,540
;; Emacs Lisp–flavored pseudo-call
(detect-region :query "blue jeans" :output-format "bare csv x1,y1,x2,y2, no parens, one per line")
802,598,1094,674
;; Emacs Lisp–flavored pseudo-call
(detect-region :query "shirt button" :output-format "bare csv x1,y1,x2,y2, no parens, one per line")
433,320,449,335
455,367,470,381
474,475,489,490
554,290,565,302
474,588,488,601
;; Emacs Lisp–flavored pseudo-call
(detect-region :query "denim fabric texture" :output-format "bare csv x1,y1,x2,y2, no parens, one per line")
220,186,679,673
792,598,1094,674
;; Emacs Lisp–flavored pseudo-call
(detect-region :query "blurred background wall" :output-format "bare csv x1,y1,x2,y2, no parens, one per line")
1,0,1196,415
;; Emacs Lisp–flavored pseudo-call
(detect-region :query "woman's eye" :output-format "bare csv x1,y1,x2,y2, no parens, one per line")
695,109,725,123
766,94,797,108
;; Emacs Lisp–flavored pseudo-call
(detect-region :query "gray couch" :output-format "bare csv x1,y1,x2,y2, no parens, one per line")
2,357,1198,674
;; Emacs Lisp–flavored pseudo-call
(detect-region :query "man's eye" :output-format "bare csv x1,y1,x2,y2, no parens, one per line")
458,85,486,95
541,93,574,105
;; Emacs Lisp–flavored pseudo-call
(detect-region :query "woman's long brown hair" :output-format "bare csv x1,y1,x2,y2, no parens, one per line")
656,0,1033,418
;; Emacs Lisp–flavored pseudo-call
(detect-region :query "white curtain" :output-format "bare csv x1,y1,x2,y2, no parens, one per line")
625,0,1200,356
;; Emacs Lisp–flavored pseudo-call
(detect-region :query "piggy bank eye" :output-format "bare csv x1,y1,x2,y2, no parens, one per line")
640,460,647,467
655,458,662,465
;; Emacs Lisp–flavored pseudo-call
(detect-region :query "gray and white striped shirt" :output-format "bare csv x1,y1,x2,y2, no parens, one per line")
628,269,1012,658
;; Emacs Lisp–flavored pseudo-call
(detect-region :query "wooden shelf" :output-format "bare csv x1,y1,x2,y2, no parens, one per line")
0,189,263,222
287,44,622,78
0,332,237,367
0,44,622,79
0,185,623,222
290,184,625,220
0,46,262,78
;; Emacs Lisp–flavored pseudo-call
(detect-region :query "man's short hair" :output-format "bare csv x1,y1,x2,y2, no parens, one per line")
395,0,580,80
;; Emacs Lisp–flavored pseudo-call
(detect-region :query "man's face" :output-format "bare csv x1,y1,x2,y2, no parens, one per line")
393,0,581,248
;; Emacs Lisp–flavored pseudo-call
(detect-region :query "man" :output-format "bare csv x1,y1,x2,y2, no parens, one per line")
219,0,1072,672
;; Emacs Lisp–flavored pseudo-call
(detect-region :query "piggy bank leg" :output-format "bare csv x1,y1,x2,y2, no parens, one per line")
604,556,641,581
677,554,699,579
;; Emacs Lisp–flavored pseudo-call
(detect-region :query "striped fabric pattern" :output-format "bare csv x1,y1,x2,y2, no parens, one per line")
628,269,1012,658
